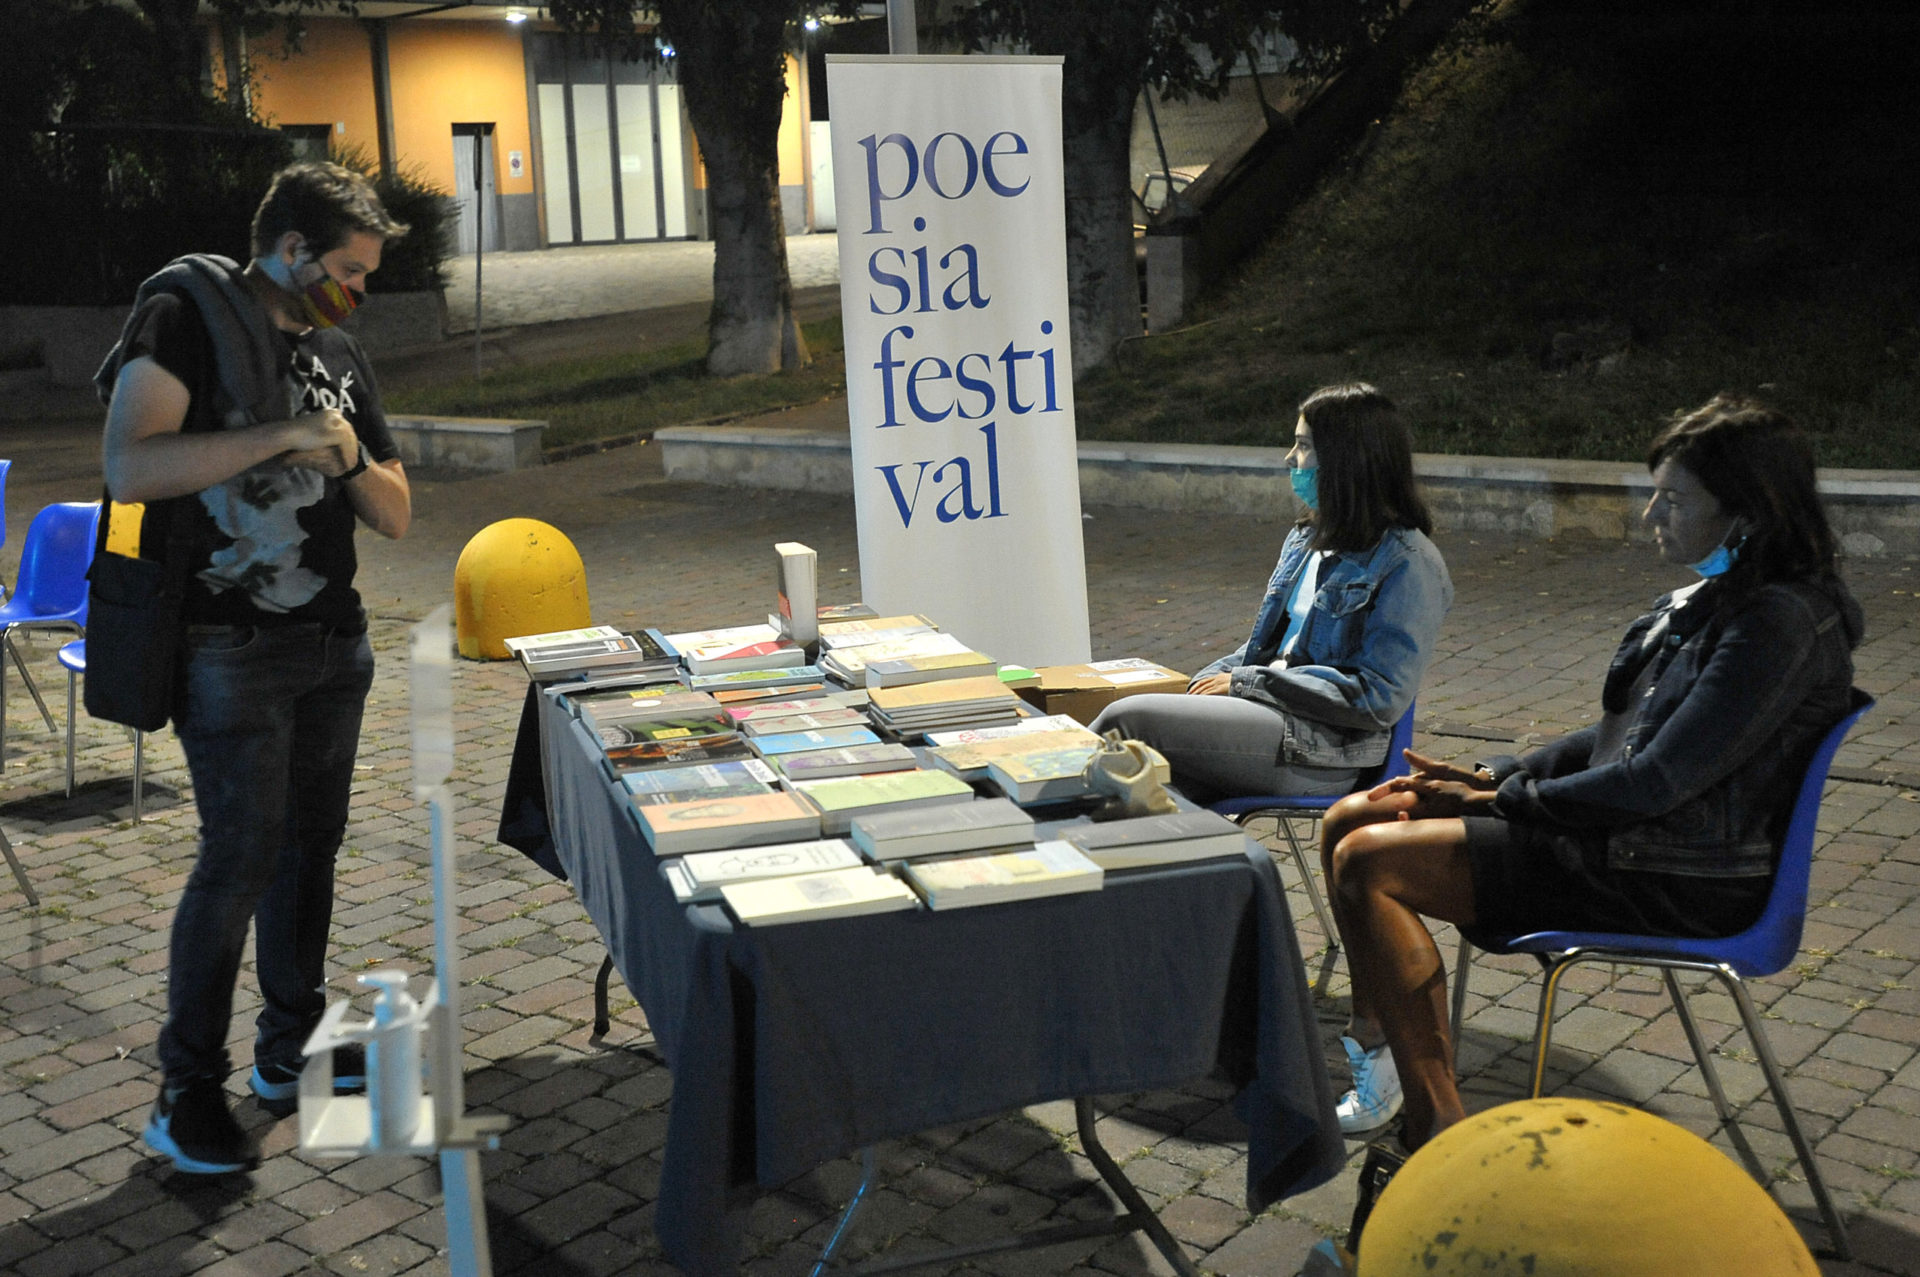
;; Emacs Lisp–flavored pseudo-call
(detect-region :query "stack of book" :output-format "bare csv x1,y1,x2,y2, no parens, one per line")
660,837,863,904
579,688,733,748
865,646,997,689
901,841,1105,909
727,694,869,730
867,676,1027,737
604,731,757,774
719,865,920,926
748,725,881,755
1056,811,1252,870
664,623,808,676
508,625,676,682
622,758,780,807
817,613,937,649
790,768,976,835
692,665,831,700
819,630,979,685
849,797,1036,862
773,743,918,782
634,789,822,854
928,724,1105,782
984,737,1109,804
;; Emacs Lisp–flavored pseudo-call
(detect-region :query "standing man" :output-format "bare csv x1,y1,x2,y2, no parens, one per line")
99,163,412,1173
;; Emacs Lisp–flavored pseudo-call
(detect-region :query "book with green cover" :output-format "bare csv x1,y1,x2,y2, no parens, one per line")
790,768,976,835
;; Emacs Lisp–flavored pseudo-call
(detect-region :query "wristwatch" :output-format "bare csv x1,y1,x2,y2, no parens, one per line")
340,441,372,481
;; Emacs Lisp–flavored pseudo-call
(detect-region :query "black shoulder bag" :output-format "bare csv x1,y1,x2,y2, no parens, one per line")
83,497,191,732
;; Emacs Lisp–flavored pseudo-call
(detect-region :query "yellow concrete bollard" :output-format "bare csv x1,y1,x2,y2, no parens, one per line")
453,518,591,660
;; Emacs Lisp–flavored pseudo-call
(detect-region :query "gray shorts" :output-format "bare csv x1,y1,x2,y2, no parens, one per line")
1090,692,1358,804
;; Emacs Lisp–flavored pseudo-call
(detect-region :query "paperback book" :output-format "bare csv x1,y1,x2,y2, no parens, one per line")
604,733,757,774
902,841,1105,910
923,714,1087,747
719,866,920,926
661,838,864,904
774,743,918,783
635,790,822,855
621,758,779,806
595,713,736,747
748,725,882,755
569,687,714,728
864,648,997,689
820,631,976,682
850,797,1036,862
692,665,828,693
929,726,1105,782
726,695,866,726
773,542,819,646
1055,811,1252,871
503,625,624,654
737,706,868,735
814,602,879,622
817,613,934,641
517,634,656,680
984,742,1105,804
790,768,976,835
709,681,833,705
683,638,808,676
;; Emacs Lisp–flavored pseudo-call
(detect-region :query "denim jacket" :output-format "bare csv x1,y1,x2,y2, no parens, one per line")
1196,524,1452,769
1487,575,1863,877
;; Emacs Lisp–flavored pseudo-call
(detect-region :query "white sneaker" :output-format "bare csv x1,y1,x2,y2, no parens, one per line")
1336,1035,1403,1134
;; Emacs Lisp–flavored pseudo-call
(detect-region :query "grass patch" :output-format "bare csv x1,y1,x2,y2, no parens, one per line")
385,315,848,451
1076,0,1920,468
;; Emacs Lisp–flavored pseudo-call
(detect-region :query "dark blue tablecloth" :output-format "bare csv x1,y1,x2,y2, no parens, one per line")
535,687,1343,1275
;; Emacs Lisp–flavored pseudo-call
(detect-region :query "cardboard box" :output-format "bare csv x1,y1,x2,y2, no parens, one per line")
1016,659,1188,725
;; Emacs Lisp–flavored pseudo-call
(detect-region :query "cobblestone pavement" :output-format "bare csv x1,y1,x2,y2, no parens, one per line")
2,432,1917,1277
439,235,843,335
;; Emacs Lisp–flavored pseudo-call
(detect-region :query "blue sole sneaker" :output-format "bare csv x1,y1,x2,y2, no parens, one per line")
144,1079,257,1174
250,1044,368,1117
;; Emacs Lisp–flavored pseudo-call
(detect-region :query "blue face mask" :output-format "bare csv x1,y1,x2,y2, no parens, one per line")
1289,466,1319,511
1689,533,1744,579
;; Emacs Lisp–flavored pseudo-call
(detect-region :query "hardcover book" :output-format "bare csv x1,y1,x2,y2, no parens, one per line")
774,743,918,782
621,758,779,806
790,768,976,835
718,866,920,926
661,838,864,904
902,841,1105,909
635,790,822,855
850,796,1036,862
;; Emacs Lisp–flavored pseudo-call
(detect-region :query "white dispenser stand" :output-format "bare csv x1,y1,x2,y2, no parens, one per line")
297,605,509,1275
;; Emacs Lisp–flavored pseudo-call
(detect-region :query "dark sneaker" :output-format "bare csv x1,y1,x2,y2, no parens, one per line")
144,1078,258,1174
250,1044,368,1117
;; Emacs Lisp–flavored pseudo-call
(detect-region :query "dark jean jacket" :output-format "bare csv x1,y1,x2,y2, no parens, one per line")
1196,524,1452,769
1487,574,1863,877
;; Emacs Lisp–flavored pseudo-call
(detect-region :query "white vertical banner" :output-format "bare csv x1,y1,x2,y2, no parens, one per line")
828,55,1091,668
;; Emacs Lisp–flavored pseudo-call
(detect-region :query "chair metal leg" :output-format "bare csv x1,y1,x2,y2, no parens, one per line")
1450,934,1474,1049
1526,957,1580,1098
6,632,58,733
63,668,76,798
2,827,36,906
1662,968,1737,1126
1722,972,1853,1260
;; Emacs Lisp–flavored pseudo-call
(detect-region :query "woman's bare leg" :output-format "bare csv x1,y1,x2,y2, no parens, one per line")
1330,817,1477,1148
1319,791,1420,1035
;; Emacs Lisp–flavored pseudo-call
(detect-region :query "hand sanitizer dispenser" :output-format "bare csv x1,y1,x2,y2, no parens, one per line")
360,970,424,1148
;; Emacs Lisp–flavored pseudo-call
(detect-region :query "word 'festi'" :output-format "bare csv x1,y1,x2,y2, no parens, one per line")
854,127,1065,530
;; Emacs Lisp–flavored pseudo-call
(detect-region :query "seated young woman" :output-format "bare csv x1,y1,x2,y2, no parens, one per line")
1321,394,1864,1150
1091,382,1452,802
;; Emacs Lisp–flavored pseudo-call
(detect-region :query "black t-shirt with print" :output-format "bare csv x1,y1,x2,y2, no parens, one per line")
119,275,397,629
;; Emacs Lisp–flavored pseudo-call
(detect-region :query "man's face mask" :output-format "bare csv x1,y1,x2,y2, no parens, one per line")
259,245,362,329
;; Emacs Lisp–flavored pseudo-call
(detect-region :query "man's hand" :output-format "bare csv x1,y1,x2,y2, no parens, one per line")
277,411,358,476
1402,749,1496,789
1187,673,1233,696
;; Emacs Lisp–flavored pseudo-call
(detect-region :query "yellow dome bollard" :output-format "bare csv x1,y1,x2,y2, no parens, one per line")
1359,1098,1819,1276
453,519,591,660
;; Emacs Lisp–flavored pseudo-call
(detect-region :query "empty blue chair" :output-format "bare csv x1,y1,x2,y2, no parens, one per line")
0,501,101,767
57,640,146,823
1209,701,1417,993
1448,690,1872,1260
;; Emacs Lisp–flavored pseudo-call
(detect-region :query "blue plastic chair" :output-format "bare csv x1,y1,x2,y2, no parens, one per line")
57,640,146,823
0,501,101,768
1209,701,1417,993
1449,690,1872,1260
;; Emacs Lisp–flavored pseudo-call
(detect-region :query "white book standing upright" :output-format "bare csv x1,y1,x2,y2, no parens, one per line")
296,606,511,1275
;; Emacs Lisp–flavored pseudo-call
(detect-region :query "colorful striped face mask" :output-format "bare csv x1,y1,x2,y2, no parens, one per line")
259,249,362,329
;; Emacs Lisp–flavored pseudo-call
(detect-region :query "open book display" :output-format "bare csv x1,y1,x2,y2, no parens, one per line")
515,551,1215,925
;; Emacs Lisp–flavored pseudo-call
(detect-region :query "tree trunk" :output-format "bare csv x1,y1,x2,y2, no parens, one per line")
1035,2,1154,377
662,1,809,376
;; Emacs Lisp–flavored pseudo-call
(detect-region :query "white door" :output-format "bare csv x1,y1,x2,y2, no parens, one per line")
451,124,501,254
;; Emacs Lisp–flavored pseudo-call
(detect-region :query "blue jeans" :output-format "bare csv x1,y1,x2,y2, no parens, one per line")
157,621,374,1083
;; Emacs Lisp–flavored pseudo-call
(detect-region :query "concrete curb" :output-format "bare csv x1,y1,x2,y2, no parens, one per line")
656,425,1920,555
